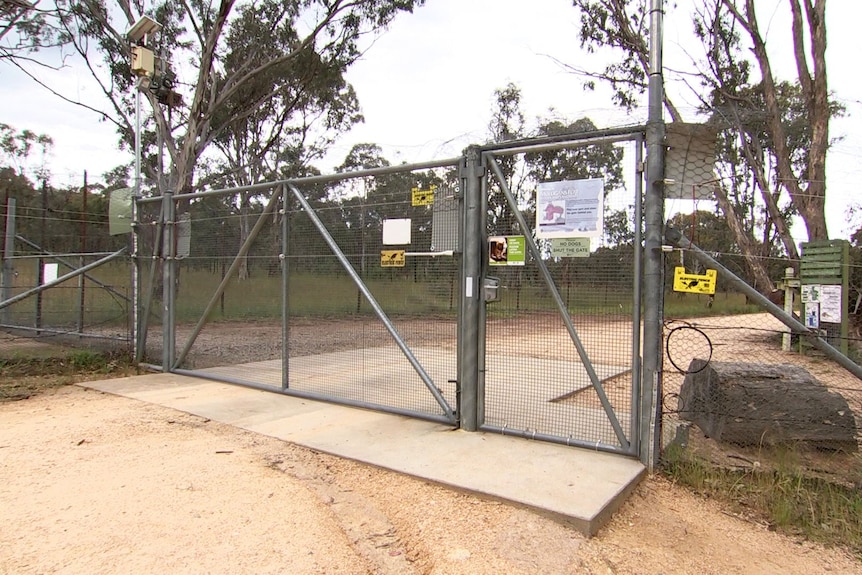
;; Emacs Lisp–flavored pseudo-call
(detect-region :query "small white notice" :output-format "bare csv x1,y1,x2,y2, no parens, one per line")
43,263,59,284
819,284,842,323
382,218,411,245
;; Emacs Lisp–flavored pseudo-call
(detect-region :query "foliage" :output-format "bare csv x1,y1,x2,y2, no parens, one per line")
484,83,625,236
0,349,137,402
568,0,838,289
3,0,425,195
0,123,53,180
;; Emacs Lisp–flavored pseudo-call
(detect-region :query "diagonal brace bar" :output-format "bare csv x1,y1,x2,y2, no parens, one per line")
0,248,128,311
288,183,457,424
485,154,631,450
15,235,130,302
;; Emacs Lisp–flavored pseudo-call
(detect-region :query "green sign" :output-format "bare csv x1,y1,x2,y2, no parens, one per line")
108,187,133,235
550,237,591,258
489,235,525,266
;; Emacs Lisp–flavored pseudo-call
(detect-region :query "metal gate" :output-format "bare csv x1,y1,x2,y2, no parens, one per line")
136,161,462,425
134,130,647,455
475,133,644,456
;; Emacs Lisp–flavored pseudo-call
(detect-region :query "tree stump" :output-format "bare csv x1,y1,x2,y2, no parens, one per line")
677,360,857,452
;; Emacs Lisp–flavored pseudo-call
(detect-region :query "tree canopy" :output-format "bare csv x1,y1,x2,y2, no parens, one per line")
2,0,424,195
568,0,839,292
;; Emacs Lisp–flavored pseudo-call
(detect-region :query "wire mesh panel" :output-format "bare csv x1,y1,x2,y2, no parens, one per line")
661,244,862,489
0,191,132,352
284,169,459,420
481,139,640,453
135,198,166,364
166,165,460,423
169,187,285,375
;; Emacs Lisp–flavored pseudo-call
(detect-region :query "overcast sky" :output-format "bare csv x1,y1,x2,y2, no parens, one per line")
3,0,862,239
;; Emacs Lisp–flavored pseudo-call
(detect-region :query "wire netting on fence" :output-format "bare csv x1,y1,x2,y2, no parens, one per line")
480,139,640,453
0,194,132,352
660,248,862,486
152,165,461,422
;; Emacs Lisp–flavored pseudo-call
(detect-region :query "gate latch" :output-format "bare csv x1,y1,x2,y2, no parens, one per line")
483,276,500,303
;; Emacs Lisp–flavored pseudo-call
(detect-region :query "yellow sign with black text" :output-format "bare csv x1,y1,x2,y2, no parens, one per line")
673,267,717,294
381,250,406,267
411,185,436,206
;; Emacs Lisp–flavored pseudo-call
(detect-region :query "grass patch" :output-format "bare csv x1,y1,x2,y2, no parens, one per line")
662,444,862,557
0,350,138,402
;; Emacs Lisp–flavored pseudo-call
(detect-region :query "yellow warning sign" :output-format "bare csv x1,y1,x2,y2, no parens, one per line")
673,267,717,294
411,185,436,206
381,250,406,267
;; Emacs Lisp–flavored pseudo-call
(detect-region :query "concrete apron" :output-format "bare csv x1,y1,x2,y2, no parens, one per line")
81,372,645,536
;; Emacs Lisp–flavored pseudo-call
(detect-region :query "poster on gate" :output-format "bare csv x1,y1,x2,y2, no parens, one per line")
536,178,604,239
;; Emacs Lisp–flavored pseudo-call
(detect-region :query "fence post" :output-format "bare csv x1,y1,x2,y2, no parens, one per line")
641,0,667,469
162,188,175,371
458,146,484,431
1,198,15,325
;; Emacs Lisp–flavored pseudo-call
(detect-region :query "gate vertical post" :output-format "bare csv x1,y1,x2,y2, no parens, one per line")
459,146,484,431
162,188,175,371
1,198,15,325
641,0,667,468
281,184,290,390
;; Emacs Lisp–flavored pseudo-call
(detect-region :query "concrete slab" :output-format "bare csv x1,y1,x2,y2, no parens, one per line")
81,372,645,536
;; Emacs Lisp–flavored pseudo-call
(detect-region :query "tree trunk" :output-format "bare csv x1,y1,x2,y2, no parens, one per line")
712,184,774,292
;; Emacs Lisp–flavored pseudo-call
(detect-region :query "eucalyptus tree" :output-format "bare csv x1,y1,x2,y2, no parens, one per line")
569,0,837,292
2,0,425,195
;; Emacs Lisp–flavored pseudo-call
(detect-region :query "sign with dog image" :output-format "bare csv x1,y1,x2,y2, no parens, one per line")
488,235,525,266
536,178,604,239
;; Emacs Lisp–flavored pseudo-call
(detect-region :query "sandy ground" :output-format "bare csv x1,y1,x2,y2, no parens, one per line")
1,384,860,575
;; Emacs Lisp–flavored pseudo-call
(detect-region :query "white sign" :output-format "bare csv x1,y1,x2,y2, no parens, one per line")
382,218,411,245
550,237,591,258
820,284,842,323
536,178,604,239
43,263,59,284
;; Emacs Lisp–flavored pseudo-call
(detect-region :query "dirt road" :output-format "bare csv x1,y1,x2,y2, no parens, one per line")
1,385,859,574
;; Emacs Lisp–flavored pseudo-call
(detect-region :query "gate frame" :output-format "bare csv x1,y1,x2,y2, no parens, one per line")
136,157,463,426
133,128,666,464
472,129,647,456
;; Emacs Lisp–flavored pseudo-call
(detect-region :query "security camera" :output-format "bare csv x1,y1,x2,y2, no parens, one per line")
127,15,162,44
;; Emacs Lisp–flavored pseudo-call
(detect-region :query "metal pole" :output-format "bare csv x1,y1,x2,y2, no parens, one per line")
77,171,87,334
665,228,862,381
641,0,667,468
281,184,290,390
36,180,46,333
162,186,175,371
147,157,462,204
458,146,483,431
631,135,645,451
132,84,142,359
782,267,795,352
1,198,15,324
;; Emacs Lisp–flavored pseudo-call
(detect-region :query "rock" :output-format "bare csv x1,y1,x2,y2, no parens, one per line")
677,360,857,452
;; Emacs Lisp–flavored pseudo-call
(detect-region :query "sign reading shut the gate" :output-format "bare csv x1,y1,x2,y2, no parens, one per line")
381,250,406,267
673,267,717,294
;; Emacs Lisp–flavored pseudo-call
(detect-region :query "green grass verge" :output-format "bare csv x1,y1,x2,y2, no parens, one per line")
662,444,862,557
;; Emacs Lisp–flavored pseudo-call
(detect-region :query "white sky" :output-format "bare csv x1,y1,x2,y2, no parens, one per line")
3,0,862,239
